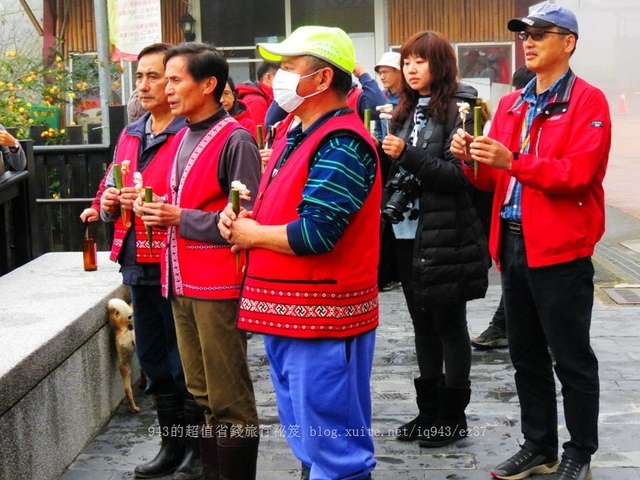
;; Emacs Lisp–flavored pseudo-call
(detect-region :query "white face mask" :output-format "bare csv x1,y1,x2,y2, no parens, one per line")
272,68,326,113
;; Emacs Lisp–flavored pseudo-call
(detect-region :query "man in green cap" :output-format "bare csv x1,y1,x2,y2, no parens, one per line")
219,25,380,480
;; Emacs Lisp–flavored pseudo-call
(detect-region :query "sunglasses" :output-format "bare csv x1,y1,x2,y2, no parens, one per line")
518,30,571,41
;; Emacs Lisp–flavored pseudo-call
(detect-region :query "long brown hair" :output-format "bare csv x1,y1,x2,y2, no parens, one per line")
392,30,459,130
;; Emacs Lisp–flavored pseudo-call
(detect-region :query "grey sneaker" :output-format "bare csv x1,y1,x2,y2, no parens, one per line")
471,323,508,349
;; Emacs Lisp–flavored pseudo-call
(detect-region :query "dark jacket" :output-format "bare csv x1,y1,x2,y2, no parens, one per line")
391,84,490,307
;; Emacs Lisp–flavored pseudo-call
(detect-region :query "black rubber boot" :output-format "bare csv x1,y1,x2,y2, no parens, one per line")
200,424,219,480
418,383,471,448
396,375,441,442
134,393,186,478
300,462,310,480
172,396,205,480
217,428,259,480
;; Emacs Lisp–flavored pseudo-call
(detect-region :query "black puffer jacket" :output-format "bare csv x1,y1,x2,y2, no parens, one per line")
390,84,490,308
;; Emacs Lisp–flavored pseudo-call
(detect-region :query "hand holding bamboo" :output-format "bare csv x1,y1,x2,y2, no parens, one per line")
473,106,483,178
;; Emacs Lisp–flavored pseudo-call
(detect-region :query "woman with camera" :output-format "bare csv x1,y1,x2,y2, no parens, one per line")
380,30,490,447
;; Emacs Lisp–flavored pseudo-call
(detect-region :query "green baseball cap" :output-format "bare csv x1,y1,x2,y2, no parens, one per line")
256,26,355,74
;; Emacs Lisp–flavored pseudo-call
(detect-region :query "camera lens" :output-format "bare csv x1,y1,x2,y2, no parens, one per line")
382,190,410,224
382,207,403,224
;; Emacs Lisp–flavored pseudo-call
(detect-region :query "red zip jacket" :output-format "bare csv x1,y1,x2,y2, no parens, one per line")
466,70,611,268
235,81,273,127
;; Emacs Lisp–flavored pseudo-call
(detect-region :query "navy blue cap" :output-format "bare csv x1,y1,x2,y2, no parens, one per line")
508,4,579,38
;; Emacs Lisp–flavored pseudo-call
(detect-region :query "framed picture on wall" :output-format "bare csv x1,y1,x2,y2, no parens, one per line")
456,42,515,86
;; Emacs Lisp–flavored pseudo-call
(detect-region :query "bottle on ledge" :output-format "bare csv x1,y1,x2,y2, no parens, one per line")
83,222,98,271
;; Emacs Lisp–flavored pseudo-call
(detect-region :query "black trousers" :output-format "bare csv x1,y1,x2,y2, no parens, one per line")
130,284,186,395
501,229,599,462
395,239,471,387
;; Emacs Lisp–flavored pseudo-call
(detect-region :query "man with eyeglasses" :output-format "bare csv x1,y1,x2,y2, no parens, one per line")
451,4,611,480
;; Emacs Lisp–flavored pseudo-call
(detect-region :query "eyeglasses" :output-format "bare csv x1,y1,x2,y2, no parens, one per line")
518,30,570,41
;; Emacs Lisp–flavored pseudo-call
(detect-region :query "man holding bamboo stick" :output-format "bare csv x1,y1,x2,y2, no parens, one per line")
100,43,202,479
218,26,381,480
135,42,261,480
451,5,610,479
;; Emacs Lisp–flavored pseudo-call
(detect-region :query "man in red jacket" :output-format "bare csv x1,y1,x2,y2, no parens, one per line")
235,60,278,127
452,5,610,480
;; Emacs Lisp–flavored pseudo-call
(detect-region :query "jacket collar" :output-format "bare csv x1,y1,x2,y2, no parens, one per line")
508,68,576,113
126,112,185,137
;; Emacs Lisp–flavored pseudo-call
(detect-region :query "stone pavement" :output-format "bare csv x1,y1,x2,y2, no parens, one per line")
60,113,640,479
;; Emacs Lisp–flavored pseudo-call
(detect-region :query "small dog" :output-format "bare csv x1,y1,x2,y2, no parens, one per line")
107,298,140,413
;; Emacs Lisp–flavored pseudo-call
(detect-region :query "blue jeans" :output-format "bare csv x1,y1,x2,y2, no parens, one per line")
129,285,186,395
265,331,377,480
501,229,599,462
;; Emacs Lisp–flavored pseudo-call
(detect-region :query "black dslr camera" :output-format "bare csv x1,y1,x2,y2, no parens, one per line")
381,172,420,224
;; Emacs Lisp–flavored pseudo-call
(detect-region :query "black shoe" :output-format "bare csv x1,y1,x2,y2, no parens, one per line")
471,324,508,349
135,394,185,478
301,463,371,480
542,457,591,480
491,448,559,479
396,376,441,442
381,280,402,291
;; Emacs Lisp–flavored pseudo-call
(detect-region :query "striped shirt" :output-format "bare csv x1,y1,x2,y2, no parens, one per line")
501,71,568,222
282,109,377,255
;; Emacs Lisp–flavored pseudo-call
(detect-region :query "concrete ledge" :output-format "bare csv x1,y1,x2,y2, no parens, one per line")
0,252,136,480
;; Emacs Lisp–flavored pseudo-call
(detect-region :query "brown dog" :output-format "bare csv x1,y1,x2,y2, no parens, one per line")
107,298,140,413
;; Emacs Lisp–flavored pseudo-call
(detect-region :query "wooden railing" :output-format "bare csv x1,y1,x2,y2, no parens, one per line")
0,141,114,276
33,142,114,253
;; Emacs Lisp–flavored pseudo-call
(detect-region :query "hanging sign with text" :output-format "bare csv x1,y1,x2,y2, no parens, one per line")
108,0,162,61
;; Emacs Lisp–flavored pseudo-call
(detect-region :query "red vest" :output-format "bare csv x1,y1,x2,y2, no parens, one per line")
109,131,173,264
238,111,381,338
162,117,244,300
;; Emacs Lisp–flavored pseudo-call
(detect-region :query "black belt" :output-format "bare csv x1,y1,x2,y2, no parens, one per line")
503,221,523,235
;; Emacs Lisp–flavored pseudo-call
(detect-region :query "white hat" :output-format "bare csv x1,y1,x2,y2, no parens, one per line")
374,51,401,72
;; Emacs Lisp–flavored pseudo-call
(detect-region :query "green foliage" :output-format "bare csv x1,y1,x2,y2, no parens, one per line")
0,43,123,138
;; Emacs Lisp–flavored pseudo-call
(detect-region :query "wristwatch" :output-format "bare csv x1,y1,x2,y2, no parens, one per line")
9,139,20,152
